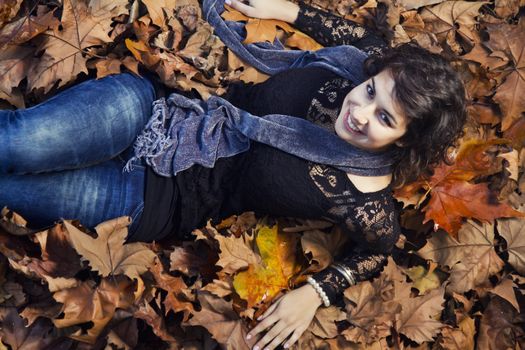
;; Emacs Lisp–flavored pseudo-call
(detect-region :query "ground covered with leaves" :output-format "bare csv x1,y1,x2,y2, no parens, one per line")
0,0,524,349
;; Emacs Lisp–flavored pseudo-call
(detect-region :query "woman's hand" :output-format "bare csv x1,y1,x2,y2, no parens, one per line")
246,284,323,350
225,0,300,23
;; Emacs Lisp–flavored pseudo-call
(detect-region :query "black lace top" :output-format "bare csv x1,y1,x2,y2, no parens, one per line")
133,3,396,305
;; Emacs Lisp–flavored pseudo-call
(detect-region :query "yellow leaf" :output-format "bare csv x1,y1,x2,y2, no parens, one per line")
233,223,301,308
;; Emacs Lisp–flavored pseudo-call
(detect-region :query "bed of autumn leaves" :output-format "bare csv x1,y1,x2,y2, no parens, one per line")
1,0,525,348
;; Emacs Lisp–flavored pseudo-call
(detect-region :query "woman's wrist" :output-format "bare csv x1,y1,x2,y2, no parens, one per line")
305,277,328,307
280,1,300,23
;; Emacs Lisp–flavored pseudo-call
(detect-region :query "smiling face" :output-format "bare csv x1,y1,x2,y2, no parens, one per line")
335,69,408,152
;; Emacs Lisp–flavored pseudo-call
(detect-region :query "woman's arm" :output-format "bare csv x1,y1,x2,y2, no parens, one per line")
312,189,401,304
227,0,387,54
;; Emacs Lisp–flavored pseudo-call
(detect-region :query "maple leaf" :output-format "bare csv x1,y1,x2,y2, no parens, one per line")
28,0,128,93
214,226,260,276
232,223,301,308
150,259,194,321
497,217,525,274
488,23,525,130
420,1,486,52
396,286,445,343
395,139,523,236
418,220,505,293
63,217,156,280
185,290,251,350
53,277,135,343
342,259,411,344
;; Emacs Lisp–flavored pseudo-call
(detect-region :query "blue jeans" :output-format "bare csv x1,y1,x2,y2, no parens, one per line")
0,73,155,235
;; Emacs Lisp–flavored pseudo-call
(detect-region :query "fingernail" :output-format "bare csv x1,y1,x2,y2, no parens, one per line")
225,0,231,4
246,334,252,340
284,344,289,349
257,316,262,321
253,346,259,350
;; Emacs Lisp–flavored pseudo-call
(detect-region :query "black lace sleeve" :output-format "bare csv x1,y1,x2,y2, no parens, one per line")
294,2,386,55
311,187,400,304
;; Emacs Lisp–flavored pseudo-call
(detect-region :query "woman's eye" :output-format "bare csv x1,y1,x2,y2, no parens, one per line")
379,112,392,127
366,84,374,98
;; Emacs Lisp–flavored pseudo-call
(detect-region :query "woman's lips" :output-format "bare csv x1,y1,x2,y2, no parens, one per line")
343,110,362,135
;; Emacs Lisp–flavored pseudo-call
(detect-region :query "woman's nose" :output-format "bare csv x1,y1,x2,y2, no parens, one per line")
354,104,373,125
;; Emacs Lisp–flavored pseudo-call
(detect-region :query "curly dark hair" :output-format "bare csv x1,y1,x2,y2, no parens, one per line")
364,43,467,187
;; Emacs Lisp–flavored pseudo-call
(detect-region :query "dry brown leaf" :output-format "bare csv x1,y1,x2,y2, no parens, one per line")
309,306,346,339
419,221,505,293
477,295,525,350
141,0,177,28
435,316,475,350
490,277,519,311
0,45,33,106
496,217,525,274
397,286,445,343
53,277,135,343
420,1,486,52
0,0,23,27
0,10,58,47
300,226,347,273
185,291,251,350
28,0,128,93
150,259,194,321
202,279,232,298
133,300,178,343
63,217,156,280
400,0,446,10
214,230,260,275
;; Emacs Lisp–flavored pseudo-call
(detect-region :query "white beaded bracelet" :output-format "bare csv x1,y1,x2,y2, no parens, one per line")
306,276,330,307
331,263,356,286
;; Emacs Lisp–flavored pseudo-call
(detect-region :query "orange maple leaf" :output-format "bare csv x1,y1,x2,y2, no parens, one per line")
396,139,523,237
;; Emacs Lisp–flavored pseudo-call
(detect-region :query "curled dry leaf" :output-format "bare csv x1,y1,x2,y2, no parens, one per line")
63,217,156,280
300,226,347,273
53,277,135,343
435,316,475,350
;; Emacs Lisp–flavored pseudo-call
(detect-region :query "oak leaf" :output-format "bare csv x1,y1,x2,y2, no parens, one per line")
63,217,156,280
185,291,250,350
496,217,525,274
396,286,445,343
418,221,505,293
232,223,301,308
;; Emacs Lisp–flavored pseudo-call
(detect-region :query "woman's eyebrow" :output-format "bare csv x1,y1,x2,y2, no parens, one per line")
372,77,399,126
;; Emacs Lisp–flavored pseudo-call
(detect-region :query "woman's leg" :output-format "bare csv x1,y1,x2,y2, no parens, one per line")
0,156,146,235
0,73,155,175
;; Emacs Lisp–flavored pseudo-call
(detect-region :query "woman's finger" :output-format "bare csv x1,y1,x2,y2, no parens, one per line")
265,327,293,350
252,321,286,350
258,299,279,320
225,0,256,17
247,314,278,339
283,328,304,349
